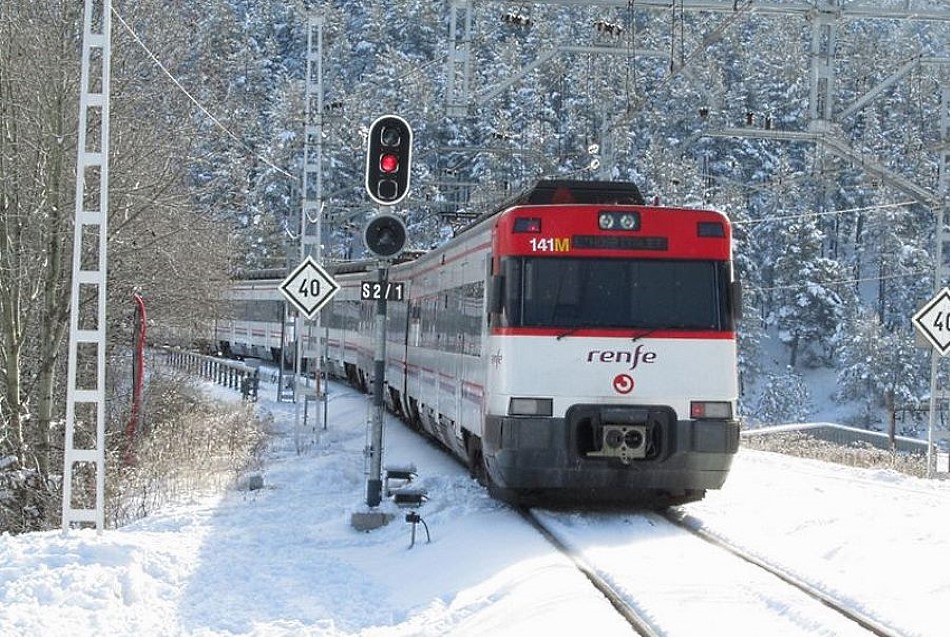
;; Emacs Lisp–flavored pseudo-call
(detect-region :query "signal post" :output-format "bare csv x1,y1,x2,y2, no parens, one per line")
363,214,408,509
352,116,411,529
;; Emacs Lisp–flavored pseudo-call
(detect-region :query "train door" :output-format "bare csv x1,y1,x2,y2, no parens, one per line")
444,261,465,448
405,299,422,424
451,276,465,447
452,259,473,444
435,265,452,440
420,289,439,432
457,257,488,440
388,290,410,418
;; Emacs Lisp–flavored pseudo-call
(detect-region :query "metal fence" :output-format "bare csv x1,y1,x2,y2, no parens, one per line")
742,422,929,454
162,347,260,401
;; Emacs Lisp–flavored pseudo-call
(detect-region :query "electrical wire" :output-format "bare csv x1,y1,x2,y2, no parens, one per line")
111,8,296,180
749,268,931,295
732,200,919,227
603,1,756,138
735,200,935,295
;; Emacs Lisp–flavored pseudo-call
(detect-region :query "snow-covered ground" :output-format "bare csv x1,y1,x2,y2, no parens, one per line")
2,378,949,636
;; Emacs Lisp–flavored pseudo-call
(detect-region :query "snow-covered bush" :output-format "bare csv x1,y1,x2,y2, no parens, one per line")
0,457,57,535
747,369,812,425
743,432,927,477
834,315,925,431
107,377,270,528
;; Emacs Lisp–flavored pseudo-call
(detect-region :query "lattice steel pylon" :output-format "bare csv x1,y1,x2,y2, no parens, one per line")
62,0,112,532
446,0,473,116
807,1,837,127
289,14,325,436
926,86,950,477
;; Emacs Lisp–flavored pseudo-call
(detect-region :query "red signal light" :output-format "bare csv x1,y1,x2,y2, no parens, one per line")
365,115,412,205
380,153,399,173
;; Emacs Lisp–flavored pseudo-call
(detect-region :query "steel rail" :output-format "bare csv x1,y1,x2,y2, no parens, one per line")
663,510,903,637
520,508,661,637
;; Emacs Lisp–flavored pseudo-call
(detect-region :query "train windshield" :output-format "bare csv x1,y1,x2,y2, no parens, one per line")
500,256,733,331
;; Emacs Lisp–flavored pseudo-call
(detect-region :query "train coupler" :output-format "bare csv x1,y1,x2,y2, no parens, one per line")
587,424,649,464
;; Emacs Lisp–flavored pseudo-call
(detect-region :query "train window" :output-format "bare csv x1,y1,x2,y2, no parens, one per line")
461,281,484,356
504,256,732,331
523,259,581,323
502,258,523,326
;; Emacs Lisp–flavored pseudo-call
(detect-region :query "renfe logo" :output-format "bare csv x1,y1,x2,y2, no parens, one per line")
587,344,657,370
612,374,635,394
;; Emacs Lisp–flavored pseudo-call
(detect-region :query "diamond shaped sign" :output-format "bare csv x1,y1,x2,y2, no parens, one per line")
280,256,340,320
912,287,950,356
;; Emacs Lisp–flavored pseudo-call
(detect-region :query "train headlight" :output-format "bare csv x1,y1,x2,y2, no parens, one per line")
598,210,641,231
508,397,553,417
690,401,733,420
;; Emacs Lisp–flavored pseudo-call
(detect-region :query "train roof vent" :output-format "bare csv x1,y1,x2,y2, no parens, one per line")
520,180,645,206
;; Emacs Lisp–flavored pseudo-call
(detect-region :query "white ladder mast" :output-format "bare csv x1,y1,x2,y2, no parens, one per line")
290,14,326,440
62,0,113,532
926,88,950,477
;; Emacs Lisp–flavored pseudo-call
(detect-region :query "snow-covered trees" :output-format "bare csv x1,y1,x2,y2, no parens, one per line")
2,0,947,532
100,2,950,428
771,214,854,368
835,316,926,441
1,0,232,531
750,369,812,425
1,0,82,483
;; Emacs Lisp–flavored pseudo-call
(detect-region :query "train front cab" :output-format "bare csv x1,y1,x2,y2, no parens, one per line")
478,200,742,507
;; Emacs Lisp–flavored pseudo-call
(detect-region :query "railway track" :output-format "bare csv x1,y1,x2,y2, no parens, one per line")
519,508,660,636
662,510,901,637
522,508,903,637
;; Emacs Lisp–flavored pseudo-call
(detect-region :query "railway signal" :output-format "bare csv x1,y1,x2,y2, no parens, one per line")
360,213,407,514
363,213,407,259
365,115,412,206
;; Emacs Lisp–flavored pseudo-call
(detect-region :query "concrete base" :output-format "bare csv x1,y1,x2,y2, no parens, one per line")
350,510,394,532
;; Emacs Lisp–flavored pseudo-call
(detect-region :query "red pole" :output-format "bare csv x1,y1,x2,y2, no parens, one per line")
125,292,147,466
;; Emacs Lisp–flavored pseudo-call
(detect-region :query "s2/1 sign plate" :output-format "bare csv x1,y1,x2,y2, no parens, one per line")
360,280,406,301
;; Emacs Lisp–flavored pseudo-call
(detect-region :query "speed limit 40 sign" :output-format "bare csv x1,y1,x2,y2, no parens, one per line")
912,287,950,356
279,256,340,320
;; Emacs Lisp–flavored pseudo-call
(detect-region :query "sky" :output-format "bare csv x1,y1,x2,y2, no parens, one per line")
2,376,949,637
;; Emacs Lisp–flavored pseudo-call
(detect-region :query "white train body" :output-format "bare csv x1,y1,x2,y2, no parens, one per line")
220,181,741,505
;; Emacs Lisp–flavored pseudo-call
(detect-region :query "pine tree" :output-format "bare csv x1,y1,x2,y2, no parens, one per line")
772,214,854,367
835,315,927,443
751,369,812,426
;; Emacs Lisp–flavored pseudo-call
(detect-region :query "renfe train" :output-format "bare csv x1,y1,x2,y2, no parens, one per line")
218,180,742,507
